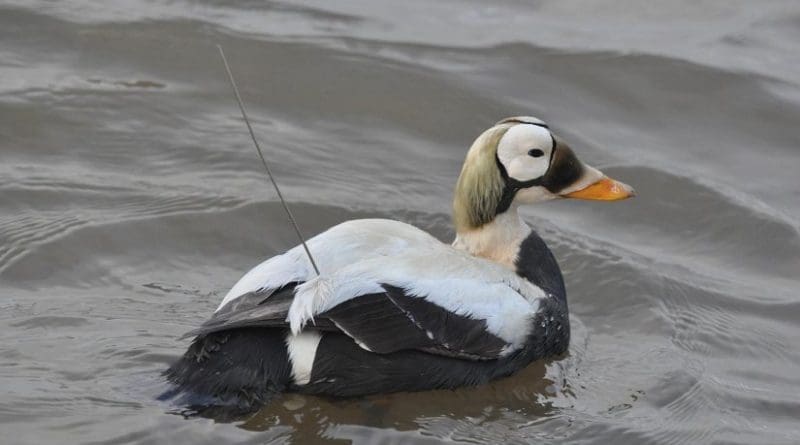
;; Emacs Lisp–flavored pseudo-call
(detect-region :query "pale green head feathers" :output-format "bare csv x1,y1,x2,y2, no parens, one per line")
452,122,514,232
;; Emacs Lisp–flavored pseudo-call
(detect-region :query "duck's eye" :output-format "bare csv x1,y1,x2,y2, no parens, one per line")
528,148,545,158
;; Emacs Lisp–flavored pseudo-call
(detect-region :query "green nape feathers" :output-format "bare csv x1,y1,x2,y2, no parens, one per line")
452,123,513,232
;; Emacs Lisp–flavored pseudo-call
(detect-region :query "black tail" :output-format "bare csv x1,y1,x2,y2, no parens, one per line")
161,327,292,416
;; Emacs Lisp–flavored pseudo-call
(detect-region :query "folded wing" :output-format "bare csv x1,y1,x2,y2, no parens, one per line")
188,218,546,361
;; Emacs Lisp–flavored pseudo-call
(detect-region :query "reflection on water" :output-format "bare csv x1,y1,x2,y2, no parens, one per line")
239,362,555,442
2,1,800,444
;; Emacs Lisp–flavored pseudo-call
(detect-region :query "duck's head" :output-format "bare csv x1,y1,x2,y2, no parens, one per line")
453,116,634,232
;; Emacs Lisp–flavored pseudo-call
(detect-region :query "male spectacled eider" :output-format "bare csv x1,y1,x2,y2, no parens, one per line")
164,116,634,411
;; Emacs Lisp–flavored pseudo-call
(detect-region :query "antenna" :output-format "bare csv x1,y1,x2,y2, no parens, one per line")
216,44,320,276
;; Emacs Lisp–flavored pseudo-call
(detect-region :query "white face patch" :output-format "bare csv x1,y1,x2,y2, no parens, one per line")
496,124,554,183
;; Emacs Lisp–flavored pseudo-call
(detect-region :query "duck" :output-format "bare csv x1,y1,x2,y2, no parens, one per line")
164,116,634,411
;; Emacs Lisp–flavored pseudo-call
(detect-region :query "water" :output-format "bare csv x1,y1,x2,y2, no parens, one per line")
2,1,799,444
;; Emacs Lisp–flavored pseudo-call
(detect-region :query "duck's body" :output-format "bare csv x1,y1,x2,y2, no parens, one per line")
167,217,567,402
164,117,633,411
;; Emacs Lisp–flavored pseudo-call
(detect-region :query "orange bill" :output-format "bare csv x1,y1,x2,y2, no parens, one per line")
563,177,635,201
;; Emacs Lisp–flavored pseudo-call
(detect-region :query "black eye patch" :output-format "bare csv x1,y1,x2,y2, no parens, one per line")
528,148,545,158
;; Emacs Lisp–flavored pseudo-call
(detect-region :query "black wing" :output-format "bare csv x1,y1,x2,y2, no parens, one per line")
184,284,511,361
181,283,337,339
321,285,508,360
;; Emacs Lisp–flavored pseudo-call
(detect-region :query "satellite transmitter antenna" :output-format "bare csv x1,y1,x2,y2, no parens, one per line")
216,44,320,276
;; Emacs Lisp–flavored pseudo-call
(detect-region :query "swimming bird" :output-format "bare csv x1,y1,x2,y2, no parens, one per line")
164,116,634,411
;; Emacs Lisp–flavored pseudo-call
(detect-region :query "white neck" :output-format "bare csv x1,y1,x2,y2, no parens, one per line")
452,206,531,269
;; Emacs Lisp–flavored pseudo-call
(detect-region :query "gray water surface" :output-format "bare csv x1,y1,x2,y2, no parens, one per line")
2,2,800,444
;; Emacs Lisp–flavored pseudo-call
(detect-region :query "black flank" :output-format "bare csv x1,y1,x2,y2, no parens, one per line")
300,333,509,397
163,327,292,415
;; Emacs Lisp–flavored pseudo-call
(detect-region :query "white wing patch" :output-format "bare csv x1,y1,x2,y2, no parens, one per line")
285,330,322,385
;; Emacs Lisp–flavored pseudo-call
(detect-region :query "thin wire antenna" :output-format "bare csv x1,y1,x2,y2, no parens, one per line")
216,44,320,276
